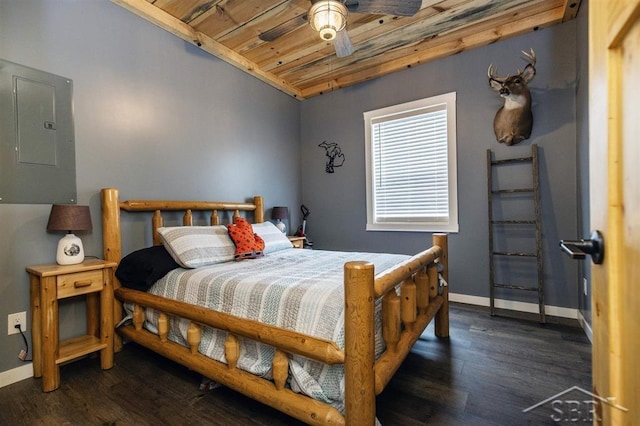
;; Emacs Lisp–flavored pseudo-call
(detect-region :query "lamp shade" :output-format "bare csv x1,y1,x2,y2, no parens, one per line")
271,206,288,234
271,206,289,221
309,0,348,41
47,205,92,232
47,205,92,265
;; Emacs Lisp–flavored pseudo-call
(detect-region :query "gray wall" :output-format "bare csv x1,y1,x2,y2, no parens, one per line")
300,22,581,310
0,0,300,375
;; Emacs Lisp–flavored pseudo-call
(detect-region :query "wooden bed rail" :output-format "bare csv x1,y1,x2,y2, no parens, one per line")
120,199,262,214
373,245,442,297
117,322,345,425
116,287,345,365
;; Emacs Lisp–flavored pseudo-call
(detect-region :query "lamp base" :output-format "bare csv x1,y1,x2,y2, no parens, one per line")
275,221,286,234
56,233,85,265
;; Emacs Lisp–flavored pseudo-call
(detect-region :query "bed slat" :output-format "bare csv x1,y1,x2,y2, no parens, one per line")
382,292,401,353
400,278,417,333
184,210,192,226
273,350,288,391
415,268,429,314
428,265,439,299
152,211,163,245
157,313,168,342
187,323,201,354
225,334,239,369
133,304,144,331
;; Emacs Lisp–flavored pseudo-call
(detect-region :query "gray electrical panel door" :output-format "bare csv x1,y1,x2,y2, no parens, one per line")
0,59,76,204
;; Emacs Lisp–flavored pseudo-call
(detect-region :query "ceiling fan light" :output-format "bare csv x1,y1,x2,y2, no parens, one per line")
309,1,348,42
319,27,337,41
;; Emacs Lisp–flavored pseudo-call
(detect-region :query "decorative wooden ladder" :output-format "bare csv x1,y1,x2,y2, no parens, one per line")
486,144,545,323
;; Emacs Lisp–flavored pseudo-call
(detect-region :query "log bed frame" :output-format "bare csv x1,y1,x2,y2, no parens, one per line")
101,187,449,425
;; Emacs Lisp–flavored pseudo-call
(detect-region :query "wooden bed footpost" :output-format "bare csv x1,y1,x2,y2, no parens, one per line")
433,233,449,338
344,261,376,426
101,188,124,351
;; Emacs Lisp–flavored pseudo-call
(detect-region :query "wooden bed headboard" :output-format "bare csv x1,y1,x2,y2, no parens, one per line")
101,187,264,265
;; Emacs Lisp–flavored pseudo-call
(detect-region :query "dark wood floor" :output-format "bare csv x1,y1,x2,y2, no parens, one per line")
0,303,591,425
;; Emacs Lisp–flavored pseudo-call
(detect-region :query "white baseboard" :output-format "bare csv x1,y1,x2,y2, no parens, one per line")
0,363,33,388
577,310,593,343
449,292,579,319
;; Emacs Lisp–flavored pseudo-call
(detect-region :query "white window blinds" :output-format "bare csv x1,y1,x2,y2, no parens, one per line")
371,105,449,222
364,93,458,232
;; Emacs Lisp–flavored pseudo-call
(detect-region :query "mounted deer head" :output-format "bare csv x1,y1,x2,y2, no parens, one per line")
488,49,536,145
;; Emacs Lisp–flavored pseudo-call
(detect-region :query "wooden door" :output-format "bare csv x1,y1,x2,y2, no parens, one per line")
589,1,640,424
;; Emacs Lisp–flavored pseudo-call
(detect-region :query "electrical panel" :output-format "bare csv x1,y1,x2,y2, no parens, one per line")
0,58,76,204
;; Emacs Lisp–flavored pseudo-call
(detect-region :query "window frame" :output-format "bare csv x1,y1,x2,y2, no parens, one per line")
364,92,459,233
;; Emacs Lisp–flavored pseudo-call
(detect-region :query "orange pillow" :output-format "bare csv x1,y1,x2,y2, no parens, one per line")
226,217,265,260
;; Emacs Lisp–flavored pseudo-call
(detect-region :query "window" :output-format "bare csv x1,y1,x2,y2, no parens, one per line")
364,92,458,232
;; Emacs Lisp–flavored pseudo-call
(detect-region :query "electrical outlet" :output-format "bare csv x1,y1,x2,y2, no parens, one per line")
7,312,26,336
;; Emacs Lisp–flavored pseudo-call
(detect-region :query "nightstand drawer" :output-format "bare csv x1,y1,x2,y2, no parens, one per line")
57,270,104,299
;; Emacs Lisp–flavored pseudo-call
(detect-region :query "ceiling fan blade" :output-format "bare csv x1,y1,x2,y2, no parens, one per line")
346,0,421,16
259,13,308,42
334,29,354,58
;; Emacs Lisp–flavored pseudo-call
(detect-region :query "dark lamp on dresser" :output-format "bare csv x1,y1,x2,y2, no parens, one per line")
271,206,289,234
46,204,92,265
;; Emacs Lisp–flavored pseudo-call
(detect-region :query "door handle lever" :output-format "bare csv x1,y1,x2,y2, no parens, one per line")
559,230,605,264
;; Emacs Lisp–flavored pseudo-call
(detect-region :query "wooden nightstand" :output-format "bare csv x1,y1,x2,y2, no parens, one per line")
26,259,117,392
288,236,306,249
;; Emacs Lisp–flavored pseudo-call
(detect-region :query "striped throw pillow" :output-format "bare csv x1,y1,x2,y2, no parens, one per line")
157,226,235,268
252,221,293,254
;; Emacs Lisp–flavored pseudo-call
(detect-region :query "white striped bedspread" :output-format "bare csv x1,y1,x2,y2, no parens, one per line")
136,247,411,411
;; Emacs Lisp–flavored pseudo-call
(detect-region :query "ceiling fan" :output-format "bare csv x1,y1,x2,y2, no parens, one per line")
258,0,422,58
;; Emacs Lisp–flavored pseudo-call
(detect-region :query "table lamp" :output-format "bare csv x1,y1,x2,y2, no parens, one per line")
47,204,92,265
271,206,289,234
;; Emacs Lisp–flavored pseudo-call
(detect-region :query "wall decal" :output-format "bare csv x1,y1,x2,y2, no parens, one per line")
318,141,345,173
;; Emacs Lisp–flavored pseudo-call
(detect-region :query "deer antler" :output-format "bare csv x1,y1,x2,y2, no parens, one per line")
487,64,505,82
521,48,536,67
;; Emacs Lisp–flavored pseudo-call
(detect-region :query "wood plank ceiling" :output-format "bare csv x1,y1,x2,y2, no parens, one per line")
111,0,582,100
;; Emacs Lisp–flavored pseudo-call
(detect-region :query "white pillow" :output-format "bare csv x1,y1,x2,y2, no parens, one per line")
252,222,293,253
157,226,235,268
